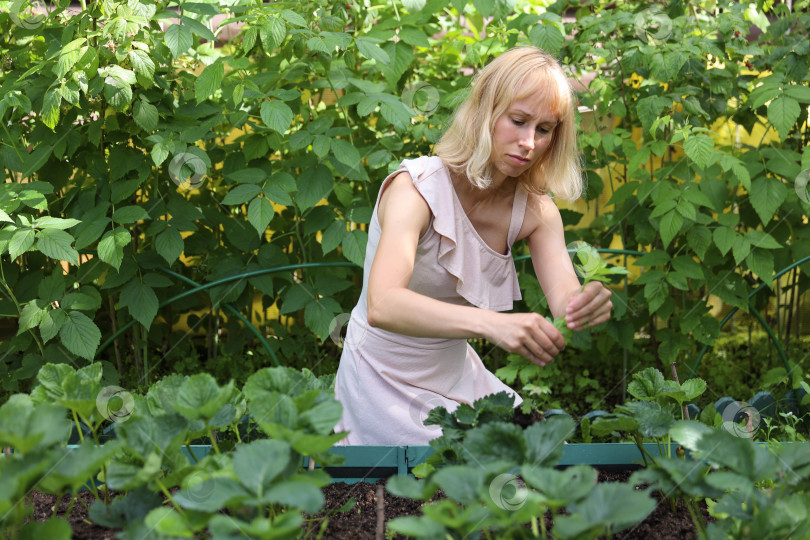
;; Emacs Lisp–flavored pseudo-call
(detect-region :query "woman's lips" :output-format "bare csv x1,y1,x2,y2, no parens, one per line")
507,154,529,165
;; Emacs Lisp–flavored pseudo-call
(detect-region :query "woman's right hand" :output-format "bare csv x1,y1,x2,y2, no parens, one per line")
483,312,565,366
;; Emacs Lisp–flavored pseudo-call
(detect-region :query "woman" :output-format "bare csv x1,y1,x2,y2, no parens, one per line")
334,47,613,446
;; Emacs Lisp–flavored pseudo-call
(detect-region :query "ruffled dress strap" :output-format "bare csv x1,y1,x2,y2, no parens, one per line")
392,156,523,312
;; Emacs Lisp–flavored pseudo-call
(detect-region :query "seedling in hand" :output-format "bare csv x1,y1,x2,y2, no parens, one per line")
546,244,629,341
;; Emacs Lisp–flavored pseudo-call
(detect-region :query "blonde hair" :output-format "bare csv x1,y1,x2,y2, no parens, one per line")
434,47,582,201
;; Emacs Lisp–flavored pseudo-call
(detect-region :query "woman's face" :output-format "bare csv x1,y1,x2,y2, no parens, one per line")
490,84,558,185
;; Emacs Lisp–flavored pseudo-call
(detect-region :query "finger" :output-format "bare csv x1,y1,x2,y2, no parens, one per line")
571,303,612,330
524,347,553,366
538,317,566,351
568,290,612,325
567,282,603,312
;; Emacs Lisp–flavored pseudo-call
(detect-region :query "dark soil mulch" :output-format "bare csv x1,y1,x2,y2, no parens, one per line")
27,470,711,539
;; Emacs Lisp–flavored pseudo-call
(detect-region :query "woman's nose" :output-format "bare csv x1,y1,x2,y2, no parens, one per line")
518,129,535,150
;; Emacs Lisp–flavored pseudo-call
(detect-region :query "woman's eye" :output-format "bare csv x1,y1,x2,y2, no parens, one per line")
511,118,524,126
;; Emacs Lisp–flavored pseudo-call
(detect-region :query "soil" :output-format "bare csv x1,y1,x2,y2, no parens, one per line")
27,469,711,539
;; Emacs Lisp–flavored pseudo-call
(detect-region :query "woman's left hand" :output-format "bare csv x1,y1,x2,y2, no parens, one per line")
565,281,612,331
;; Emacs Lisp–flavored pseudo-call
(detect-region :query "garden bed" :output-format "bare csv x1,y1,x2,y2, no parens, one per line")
28,470,710,539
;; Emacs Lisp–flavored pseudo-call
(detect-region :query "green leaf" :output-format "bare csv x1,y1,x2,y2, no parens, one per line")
59,311,101,360
305,298,337,339
174,373,233,421
0,394,71,452
712,226,736,257
37,229,79,265
767,96,800,141
129,49,155,87
18,518,72,540
341,229,367,267
103,73,133,111
633,250,670,267
179,15,215,40
296,165,333,211
399,26,430,47
659,209,683,248
627,368,668,400
671,256,703,280
683,134,714,169
745,230,781,250
259,17,286,51
133,99,158,132
331,138,361,168
281,9,307,27
260,100,293,134
222,184,261,205
555,483,656,537
165,24,193,58
18,301,48,334
232,439,291,495
680,378,706,401
41,86,61,130
195,60,225,104
9,228,36,259
247,197,274,237
750,176,788,225
33,217,81,230
746,249,774,283
524,416,576,467
155,227,183,264
111,205,150,225
120,279,159,328
321,220,347,254
529,24,564,56
355,37,390,65
97,227,131,270
173,478,249,512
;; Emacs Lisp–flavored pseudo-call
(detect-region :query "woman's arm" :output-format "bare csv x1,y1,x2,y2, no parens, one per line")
525,194,612,331
367,173,565,365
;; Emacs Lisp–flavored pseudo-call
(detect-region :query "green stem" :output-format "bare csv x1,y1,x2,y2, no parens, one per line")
51,493,64,518
185,443,199,463
156,478,187,517
208,429,221,455
72,410,85,443
685,498,704,534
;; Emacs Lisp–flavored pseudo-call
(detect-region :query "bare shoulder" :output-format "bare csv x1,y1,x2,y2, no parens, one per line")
377,171,431,236
518,191,564,241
